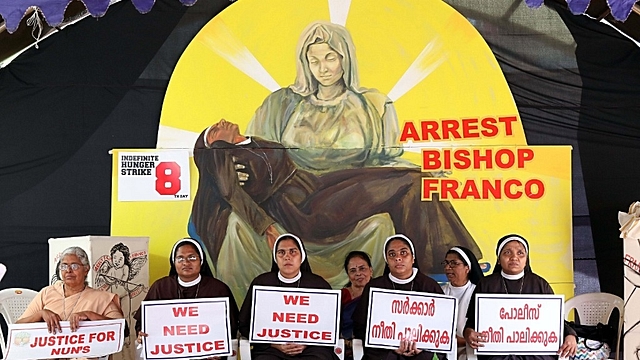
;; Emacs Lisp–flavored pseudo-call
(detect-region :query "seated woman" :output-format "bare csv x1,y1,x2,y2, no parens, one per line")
440,246,483,360
134,238,239,357
341,251,373,360
239,233,338,360
352,234,445,360
17,246,124,359
463,234,577,360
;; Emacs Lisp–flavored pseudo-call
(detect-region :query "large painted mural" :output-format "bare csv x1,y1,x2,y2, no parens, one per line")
111,0,573,304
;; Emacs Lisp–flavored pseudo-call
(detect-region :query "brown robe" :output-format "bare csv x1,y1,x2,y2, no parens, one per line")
133,275,239,337
239,272,338,360
464,272,577,360
352,272,446,360
191,133,481,274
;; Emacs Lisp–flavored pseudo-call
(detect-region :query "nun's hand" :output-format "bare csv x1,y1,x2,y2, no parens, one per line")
557,335,577,358
463,328,486,349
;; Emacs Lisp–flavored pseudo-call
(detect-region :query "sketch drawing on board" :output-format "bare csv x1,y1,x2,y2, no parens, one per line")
94,242,147,343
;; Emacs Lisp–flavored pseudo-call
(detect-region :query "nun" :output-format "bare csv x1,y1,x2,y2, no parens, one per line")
238,233,338,359
134,238,239,347
441,246,484,360
352,234,445,359
463,234,577,359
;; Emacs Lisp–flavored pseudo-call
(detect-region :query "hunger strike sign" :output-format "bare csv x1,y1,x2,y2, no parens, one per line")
249,286,341,346
5,318,125,360
141,297,232,359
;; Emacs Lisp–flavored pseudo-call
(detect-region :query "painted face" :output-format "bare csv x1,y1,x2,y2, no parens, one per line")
206,118,241,144
60,254,88,288
443,253,470,287
347,257,373,288
306,43,344,87
275,239,302,279
499,240,527,275
112,250,125,269
174,244,202,282
385,239,415,280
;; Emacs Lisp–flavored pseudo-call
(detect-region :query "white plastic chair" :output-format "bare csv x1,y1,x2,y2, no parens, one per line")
565,292,624,360
0,287,38,359
239,338,345,359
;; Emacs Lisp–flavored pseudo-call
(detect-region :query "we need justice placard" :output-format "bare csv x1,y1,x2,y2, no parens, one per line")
249,286,341,347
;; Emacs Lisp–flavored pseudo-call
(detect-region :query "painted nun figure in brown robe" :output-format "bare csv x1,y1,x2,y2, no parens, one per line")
463,234,577,360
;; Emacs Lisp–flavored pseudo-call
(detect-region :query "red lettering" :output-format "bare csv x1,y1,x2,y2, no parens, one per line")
461,118,480,138
214,340,225,350
422,150,441,170
422,179,439,201
172,306,198,317
505,179,522,199
525,179,544,199
495,149,515,169
518,149,534,167
498,116,517,136
440,179,459,200
421,120,441,140
481,117,498,137
441,119,460,139
400,121,421,142
283,295,309,305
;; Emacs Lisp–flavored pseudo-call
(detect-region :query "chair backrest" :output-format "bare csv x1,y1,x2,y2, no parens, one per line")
565,292,624,360
0,287,38,359
0,288,38,325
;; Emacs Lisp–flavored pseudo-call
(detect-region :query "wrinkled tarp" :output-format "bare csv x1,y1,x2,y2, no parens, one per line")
525,0,637,21
0,0,197,33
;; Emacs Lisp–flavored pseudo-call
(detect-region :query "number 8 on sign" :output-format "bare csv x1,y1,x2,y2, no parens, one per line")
155,161,181,195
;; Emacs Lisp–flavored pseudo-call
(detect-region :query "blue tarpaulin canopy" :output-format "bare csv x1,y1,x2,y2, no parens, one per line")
526,0,637,21
0,0,196,33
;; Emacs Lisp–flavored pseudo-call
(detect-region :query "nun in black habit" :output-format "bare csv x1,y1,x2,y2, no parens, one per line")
463,234,577,360
239,233,338,360
134,238,239,358
352,234,446,360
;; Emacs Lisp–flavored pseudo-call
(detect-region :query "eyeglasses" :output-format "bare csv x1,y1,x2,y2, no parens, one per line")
59,263,83,272
175,255,199,263
276,249,299,258
441,260,465,267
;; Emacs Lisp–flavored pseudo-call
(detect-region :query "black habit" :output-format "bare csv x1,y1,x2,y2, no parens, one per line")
352,272,446,360
133,275,239,337
239,272,339,360
464,272,577,360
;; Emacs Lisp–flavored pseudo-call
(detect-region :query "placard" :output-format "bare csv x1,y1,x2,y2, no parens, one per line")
365,287,456,352
249,286,341,347
5,319,125,360
141,297,232,359
474,294,564,355
117,150,190,201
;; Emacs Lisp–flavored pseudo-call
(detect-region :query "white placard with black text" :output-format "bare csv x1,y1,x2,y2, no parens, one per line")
117,150,190,201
